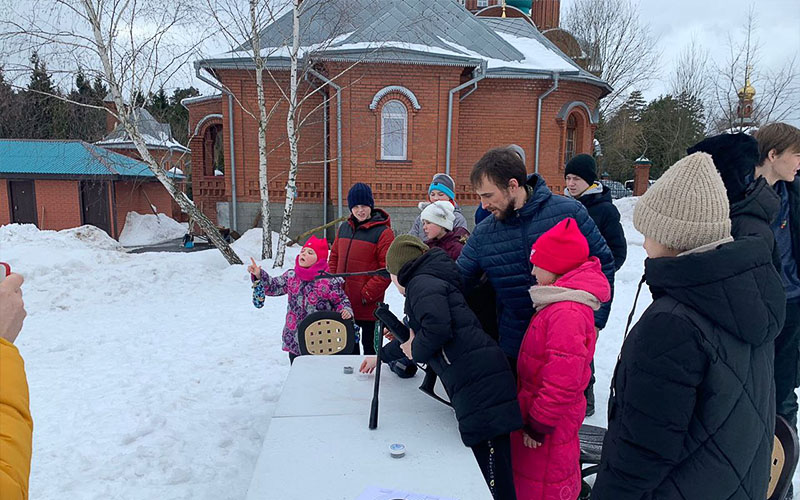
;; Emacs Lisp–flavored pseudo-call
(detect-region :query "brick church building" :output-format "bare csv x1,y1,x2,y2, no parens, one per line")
184,0,609,235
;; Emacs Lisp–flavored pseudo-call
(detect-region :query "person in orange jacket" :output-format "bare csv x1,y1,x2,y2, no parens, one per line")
0,272,32,500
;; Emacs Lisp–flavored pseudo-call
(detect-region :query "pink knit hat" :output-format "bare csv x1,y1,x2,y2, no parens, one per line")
530,218,589,275
303,236,329,262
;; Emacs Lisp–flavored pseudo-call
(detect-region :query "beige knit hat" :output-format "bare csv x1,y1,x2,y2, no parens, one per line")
633,152,731,251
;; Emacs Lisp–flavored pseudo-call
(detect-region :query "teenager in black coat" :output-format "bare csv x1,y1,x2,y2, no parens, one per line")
688,133,781,271
592,153,785,500
565,154,627,271
383,235,522,500
564,154,626,415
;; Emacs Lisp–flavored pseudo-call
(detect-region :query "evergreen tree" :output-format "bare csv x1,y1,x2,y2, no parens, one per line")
639,92,706,178
0,67,21,138
167,86,199,145
23,52,62,138
66,67,107,141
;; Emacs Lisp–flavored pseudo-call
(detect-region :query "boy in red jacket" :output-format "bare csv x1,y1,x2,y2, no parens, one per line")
512,218,611,500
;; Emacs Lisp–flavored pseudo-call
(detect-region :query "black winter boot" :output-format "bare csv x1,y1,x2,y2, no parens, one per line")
585,383,595,417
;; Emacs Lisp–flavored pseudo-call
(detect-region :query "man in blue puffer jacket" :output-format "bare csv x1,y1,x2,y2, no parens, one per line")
457,147,615,365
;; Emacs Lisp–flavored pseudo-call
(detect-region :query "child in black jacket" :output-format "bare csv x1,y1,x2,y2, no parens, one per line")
363,235,522,500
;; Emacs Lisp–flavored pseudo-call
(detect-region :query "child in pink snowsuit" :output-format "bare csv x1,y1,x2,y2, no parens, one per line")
512,218,611,500
248,236,353,363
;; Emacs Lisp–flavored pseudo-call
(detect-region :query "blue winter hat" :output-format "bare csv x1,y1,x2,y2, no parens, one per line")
429,173,456,200
347,182,374,210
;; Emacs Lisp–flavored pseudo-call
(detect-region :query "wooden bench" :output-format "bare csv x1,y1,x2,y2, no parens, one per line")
579,423,606,478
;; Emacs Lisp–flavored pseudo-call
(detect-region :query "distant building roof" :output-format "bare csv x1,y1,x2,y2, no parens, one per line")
96,108,190,153
0,140,185,178
197,0,610,94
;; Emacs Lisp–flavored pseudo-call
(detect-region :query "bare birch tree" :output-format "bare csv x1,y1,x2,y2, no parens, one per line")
272,0,301,267
670,36,711,104
2,0,243,264
562,0,661,115
709,8,799,133
205,0,284,260
203,0,368,268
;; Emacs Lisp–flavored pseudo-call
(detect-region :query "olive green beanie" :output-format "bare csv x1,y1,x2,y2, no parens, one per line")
386,235,429,275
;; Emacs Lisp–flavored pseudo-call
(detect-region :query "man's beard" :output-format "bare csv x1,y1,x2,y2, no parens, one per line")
494,194,517,221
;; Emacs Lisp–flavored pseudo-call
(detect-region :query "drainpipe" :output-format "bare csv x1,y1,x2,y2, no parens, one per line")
303,71,329,228
534,72,559,175
446,61,487,176
194,62,238,232
307,68,343,220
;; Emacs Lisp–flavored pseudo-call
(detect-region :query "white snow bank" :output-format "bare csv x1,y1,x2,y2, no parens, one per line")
119,212,188,246
231,229,295,264
0,223,123,252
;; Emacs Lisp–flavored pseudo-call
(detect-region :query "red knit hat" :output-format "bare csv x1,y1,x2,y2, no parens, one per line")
530,218,589,275
303,235,329,262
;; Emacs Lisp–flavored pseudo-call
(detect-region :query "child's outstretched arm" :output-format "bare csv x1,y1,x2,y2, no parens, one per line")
250,261,291,309
328,277,354,320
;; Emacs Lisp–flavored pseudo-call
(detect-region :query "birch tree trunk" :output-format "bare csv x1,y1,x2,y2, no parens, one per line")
250,0,273,259
81,0,242,265
273,0,300,268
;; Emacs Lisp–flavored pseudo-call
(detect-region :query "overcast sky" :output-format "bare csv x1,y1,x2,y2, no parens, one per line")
560,0,800,123
2,0,798,124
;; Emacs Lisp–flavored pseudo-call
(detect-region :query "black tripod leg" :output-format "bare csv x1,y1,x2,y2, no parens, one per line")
369,320,382,429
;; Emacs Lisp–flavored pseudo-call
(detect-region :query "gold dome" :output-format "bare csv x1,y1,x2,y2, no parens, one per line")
738,66,756,100
738,81,756,100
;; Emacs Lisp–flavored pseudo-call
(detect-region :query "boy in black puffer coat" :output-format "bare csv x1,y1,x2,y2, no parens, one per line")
564,153,626,416
384,235,522,500
688,133,781,271
592,153,785,500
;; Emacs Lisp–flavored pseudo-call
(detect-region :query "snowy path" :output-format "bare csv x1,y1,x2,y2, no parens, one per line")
2,198,797,499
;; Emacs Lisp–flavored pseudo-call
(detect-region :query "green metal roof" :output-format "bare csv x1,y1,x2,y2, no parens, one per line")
0,140,184,178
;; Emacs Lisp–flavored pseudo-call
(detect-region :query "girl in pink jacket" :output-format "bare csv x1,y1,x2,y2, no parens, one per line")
512,218,611,500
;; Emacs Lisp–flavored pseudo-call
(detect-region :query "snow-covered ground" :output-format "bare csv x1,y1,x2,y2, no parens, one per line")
1,198,796,499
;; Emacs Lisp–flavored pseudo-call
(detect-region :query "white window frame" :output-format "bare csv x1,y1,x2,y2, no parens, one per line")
381,100,408,161
477,0,488,7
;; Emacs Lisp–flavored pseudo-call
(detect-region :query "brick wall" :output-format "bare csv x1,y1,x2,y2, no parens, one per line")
110,147,187,173
457,78,602,198
114,180,177,237
185,63,603,233
34,180,82,231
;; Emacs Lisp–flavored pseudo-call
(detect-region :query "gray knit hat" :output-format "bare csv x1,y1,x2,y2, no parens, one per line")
633,152,731,252
386,235,429,275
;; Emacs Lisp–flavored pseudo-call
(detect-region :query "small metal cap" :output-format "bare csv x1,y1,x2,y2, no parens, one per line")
389,443,405,458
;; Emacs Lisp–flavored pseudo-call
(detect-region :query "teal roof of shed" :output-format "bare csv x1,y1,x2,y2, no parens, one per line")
0,140,183,178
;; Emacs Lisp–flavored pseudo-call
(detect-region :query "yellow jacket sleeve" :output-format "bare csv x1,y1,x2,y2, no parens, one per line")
0,338,32,500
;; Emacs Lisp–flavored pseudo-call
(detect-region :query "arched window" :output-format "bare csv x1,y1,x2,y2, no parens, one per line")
381,100,407,161
202,124,224,176
564,114,577,165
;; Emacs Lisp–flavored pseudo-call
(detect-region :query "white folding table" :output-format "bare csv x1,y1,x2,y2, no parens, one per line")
245,355,493,500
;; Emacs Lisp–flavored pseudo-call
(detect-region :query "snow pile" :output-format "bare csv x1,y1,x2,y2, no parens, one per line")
0,223,122,252
4,223,303,500
118,212,188,247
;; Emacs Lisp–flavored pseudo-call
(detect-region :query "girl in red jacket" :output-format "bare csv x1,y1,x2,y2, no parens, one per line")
512,218,611,500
